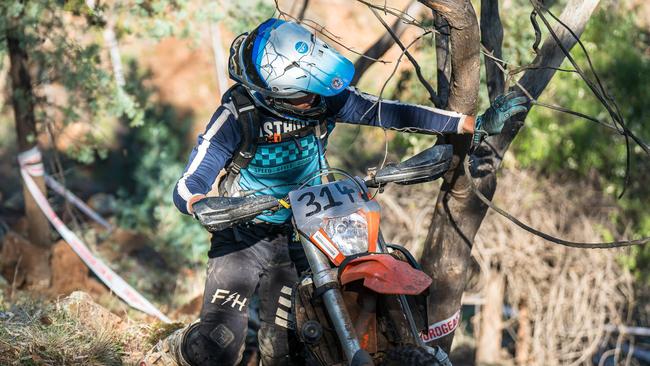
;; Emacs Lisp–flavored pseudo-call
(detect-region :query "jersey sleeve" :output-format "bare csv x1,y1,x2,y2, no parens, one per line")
324,87,466,134
172,106,241,215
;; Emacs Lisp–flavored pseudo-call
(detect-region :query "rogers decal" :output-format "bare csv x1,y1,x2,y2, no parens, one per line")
420,310,461,342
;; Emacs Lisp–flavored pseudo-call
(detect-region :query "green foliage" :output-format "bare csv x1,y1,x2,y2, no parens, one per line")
0,1,145,163
510,7,650,280
113,0,223,40
223,0,276,35
0,0,218,164
1,0,216,264
114,62,209,265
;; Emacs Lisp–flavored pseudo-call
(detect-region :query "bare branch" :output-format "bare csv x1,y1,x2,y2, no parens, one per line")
352,0,422,85
464,160,650,248
480,0,505,101
518,0,600,99
297,0,309,21
490,0,601,158
359,30,434,126
273,0,391,64
368,7,442,107
355,0,426,27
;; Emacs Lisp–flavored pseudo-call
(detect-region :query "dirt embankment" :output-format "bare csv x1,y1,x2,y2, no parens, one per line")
0,227,187,364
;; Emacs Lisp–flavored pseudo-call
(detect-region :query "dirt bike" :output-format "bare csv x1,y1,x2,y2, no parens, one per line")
194,144,454,366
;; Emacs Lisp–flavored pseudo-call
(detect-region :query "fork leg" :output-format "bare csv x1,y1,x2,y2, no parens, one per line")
299,235,372,365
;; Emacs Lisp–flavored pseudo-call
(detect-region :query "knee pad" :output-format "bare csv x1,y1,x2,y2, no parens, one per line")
182,319,246,366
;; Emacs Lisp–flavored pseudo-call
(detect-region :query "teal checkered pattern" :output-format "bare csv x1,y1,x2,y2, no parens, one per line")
250,135,319,168
237,124,335,224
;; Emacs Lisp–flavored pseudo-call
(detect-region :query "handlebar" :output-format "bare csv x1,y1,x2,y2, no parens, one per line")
193,144,453,232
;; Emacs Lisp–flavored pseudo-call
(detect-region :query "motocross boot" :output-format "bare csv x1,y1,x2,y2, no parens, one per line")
139,321,199,366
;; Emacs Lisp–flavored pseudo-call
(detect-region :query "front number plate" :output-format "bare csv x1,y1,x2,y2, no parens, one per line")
288,179,366,234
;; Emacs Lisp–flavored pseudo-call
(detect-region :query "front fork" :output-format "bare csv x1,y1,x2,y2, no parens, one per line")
299,234,372,365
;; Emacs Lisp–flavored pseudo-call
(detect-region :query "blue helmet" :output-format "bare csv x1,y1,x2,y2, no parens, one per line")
228,18,355,118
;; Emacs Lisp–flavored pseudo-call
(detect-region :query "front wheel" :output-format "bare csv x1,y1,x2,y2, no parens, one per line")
380,345,452,366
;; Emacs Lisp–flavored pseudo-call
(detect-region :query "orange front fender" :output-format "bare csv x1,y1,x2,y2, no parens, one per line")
339,254,432,295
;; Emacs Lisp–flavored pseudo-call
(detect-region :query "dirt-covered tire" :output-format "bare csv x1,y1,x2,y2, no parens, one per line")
380,345,450,366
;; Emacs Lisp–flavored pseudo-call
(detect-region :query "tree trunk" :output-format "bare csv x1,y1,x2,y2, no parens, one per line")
352,1,422,85
7,17,50,249
475,268,505,365
515,299,531,366
417,0,481,352
480,0,505,102
417,0,600,353
434,13,451,107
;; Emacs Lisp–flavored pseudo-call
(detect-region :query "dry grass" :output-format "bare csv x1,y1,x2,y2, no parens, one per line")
0,296,123,365
0,289,167,366
0,166,638,365
378,167,637,365
474,169,634,366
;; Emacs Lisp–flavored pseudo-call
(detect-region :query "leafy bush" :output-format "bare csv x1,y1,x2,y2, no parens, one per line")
109,1,279,266
0,1,145,163
113,62,209,265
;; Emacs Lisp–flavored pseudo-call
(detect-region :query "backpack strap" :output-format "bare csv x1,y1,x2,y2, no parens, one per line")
222,85,261,195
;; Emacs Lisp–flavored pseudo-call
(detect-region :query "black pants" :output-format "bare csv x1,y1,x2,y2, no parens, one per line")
182,223,307,366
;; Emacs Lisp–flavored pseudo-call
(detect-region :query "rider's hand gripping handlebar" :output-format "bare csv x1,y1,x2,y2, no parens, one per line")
193,195,280,232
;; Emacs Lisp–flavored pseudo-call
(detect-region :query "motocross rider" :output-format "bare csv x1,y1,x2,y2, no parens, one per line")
141,18,527,366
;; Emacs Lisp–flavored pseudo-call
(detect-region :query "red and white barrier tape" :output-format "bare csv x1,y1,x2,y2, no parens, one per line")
18,147,171,323
43,175,113,232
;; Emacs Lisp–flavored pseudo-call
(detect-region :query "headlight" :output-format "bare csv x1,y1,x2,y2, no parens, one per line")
322,211,368,256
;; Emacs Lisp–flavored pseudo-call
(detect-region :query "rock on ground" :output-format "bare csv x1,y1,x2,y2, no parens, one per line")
59,290,124,332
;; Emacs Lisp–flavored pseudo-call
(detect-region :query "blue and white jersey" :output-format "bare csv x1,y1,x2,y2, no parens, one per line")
173,87,466,224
